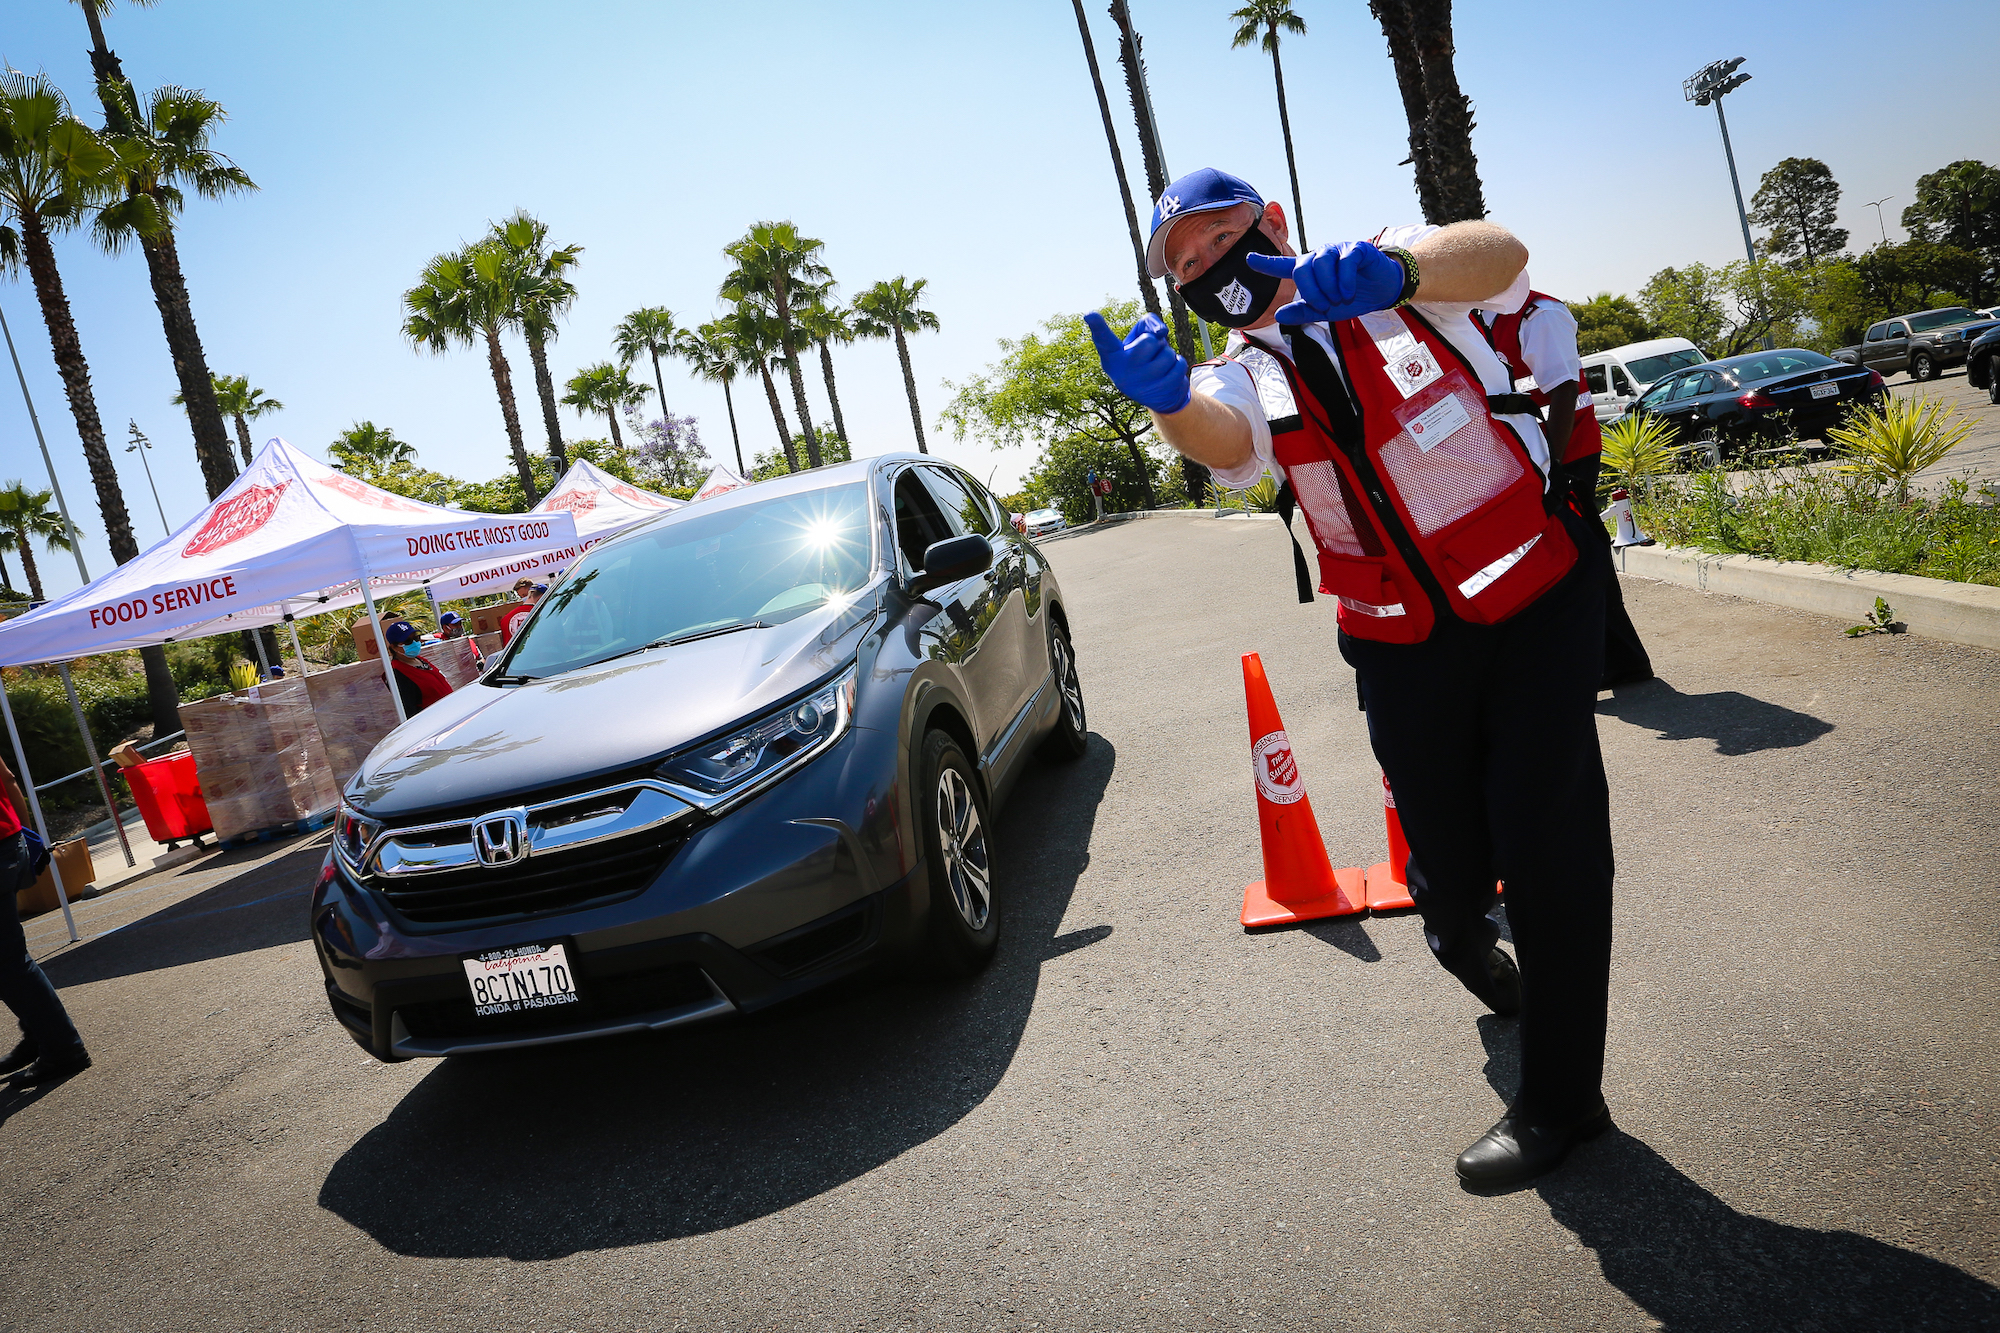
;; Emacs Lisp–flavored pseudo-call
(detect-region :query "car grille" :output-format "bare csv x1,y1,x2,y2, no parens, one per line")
371,834,682,929
396,959,715,1040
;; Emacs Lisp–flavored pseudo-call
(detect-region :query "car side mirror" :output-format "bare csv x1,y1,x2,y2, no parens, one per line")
907,533,994,598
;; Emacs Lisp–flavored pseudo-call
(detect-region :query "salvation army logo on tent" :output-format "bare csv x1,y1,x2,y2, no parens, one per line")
1251,730,1304,805
1218,278,1253,317
606,479,671,509
181,482,289,557
544,488,598,516
314,473,427,513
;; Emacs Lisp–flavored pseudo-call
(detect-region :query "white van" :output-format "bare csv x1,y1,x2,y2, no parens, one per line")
1580,337,1710,423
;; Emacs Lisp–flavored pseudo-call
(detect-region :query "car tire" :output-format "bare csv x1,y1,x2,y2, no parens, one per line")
1693,436,1724,469
1910,351,1936,382
1039,622,1088,761
1990,375,2000,406
915,728,999,978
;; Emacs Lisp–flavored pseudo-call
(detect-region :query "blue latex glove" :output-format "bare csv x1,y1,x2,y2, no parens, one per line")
1244,242,1407,325
1083,311,1192,415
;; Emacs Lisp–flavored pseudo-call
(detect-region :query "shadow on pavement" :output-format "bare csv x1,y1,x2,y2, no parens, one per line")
1596,678,1834,756
39,842,323,989
317,737,1118,1259
1475,1013,1998,1328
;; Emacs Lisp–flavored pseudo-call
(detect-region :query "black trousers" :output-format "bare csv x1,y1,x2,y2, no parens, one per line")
0,832,84,1057
1340,509,1615,1122
1563,457,1652,686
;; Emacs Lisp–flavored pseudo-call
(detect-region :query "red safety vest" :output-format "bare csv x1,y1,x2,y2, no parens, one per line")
1225,308,1578,645
1479,292,1602,465
391,654,455,711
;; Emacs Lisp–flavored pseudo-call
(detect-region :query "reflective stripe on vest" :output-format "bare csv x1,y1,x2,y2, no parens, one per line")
1230,309,1577,644
1480,292,1602,464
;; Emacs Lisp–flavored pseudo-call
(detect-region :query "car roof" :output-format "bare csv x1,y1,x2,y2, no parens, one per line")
1708,348,1833,370
1583,337,1702,362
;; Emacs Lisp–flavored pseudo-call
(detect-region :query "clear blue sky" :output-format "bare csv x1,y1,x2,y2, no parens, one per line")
5,0,1996,600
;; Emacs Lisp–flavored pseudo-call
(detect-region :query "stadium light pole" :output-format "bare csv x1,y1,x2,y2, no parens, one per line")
0,299,90,584
1684,58,1758,268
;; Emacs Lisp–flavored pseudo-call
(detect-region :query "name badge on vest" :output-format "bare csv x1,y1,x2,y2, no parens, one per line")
1360,310,1443,398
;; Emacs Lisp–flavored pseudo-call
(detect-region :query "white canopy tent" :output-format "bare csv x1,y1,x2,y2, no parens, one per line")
691,464,748,503
422,458,680,603
0,437,578,941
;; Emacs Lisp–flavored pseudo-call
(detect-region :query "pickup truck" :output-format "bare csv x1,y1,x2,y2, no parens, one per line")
1834,306,2000,382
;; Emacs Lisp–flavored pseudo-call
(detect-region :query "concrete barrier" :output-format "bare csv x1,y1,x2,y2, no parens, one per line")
1616,543,2000,651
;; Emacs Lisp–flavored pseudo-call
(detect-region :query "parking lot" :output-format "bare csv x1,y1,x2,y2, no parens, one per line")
4,513,1998,1331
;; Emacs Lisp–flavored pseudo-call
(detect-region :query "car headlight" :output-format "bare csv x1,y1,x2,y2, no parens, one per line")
658,665,857,804
334,800,383,869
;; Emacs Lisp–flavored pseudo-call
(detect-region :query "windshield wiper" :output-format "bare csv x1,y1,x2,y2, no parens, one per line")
573,621,767,672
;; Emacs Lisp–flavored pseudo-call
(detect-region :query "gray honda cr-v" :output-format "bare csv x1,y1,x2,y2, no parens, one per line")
311,454,1086,1060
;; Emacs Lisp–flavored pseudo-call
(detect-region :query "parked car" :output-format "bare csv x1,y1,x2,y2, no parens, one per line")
1968,325,2000,404
1832,307,2000,382
1579,337,1710,423
311,454,1089,1061
1627,348,1885,460
1024,508,1067,538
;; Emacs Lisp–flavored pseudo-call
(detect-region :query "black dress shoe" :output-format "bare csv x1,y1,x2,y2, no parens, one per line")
1455,1100,1613,1187
1453,947,1522,1017
0,1040,36,1078
13,1047,90,1086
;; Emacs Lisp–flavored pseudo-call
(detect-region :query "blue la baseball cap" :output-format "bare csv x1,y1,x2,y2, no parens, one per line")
1146,168,1265,279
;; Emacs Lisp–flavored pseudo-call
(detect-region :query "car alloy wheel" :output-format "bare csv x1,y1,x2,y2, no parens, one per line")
1041,624,1088,760
1911,352,1935,382
936,766,991,931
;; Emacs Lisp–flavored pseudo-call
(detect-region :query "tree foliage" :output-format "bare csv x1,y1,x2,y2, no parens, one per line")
1571,293,1653,354
1748,157,1848,266
1638,262,1818,357
1900,159,1999,259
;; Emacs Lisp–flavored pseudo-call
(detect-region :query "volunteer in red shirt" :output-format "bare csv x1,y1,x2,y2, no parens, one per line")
0,753,90,1085
501,579,542,644
1086,168,1615,1187
1477,292,1653,688
383,619,456,715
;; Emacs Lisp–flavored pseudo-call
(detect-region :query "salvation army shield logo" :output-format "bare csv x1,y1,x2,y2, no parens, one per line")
544,488,597,516
182,482,289,557
1218,278,1254,317
314,473,427,513
1251,730,1304,805
607,480,670,509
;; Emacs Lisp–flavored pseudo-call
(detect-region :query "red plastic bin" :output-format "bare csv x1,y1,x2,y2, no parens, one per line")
123,750,215,844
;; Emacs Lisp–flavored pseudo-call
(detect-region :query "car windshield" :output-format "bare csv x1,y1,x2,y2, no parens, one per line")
1909,308,1979,332
497,482,874,679
1624,348,1708,384
1028,510,1058,521
1729,351,1836,381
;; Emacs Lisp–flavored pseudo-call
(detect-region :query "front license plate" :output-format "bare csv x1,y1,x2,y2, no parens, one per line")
1810,382,1840,399
462,942,581,1017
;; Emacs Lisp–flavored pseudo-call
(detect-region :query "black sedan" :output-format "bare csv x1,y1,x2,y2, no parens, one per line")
1968,325,2000,405
1629,349,1886,460
311,454,1088,1061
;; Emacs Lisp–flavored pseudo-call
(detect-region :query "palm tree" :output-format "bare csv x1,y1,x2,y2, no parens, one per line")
489,210,581,472
678,321,747,475
90,76,256,501
1068,0,1162,323
722,222,830,468
172,372,280,466
0,481,78,603
852,277,940,455
794,292,854,446
1368,0,1486,224
727,303,799,472
1229,1,1309,250
562,362,650,452
403,240,541,502
1105,0,1201,360
329,420,415,472
614,306,680,432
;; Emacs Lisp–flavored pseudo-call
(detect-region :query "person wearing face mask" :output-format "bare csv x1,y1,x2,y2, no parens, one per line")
382,619,455,716
1085,168,1616,1189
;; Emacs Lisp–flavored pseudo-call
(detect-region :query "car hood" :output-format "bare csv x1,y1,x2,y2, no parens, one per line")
347,589,883,820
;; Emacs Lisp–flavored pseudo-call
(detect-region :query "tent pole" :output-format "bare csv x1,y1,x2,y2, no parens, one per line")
0,673,79,943
361,583,408,725
58,662,135,869
283,612,308,679
249,628,272,678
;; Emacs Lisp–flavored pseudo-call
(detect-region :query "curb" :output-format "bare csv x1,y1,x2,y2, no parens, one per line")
1616,544,2000,651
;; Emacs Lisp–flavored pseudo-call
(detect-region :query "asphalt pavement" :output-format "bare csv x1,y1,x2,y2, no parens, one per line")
4,514,1997,1332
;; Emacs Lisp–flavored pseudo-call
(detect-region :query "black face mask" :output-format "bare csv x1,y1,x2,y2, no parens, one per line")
1175,223,1286,328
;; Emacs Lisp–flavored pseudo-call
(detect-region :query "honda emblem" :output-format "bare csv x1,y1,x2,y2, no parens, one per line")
471,810,529,866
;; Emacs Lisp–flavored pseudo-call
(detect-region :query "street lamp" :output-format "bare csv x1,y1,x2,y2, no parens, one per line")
125,419,170,537
1866,195,1894,247
0,298,89,584
1683,57,1759,268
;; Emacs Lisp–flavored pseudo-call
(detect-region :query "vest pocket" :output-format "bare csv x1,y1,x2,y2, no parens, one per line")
1437,512,1577,625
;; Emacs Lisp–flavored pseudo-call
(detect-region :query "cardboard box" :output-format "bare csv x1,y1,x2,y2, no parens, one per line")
17,838,94,918
179,678,339,843
469,602,528,638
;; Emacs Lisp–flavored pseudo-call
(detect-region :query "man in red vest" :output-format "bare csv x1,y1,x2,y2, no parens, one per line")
1477,292,1653,688
1087,169,1615,1187
0,754,90,1085
383,619,456,716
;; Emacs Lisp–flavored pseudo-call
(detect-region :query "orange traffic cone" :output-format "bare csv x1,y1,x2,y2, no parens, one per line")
1239,653,1367,928
1363,772,1417,911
